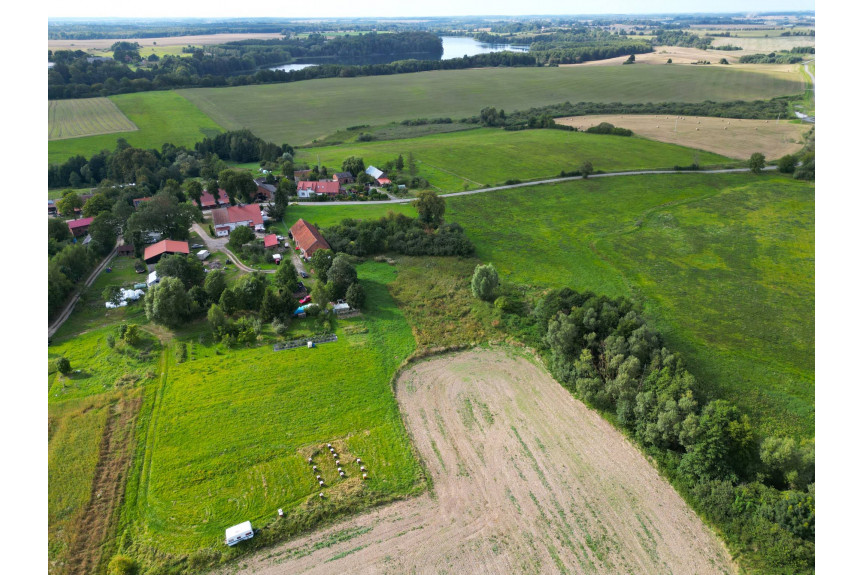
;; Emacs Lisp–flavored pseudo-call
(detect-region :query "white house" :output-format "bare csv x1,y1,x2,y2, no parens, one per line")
211,205,265,237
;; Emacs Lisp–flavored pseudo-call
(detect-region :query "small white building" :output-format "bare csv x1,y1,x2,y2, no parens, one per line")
225,521,254,546
147,271,159,287
197,250,210,261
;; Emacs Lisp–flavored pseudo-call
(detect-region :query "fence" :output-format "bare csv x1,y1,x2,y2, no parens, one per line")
273,333,338,351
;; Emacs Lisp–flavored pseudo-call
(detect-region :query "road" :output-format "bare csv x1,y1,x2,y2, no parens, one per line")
191,222,276,274
799,59,815,123
48,239,120,338
284,166,777,207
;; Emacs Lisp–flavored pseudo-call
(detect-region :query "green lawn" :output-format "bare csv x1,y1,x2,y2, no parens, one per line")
130,262,423,556
446,173,814,439
180,64,805,145
283,203,417,231
49,91,224,165
49,97,138,141
295,128,733,192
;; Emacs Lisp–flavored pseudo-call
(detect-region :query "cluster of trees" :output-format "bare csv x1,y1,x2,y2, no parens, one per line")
323,213,473,258
739,52,805,64
485,286,815,572
777,128,814,181
585,122,633,136
195,129,291,163
651,29,714,50
305,252,365,310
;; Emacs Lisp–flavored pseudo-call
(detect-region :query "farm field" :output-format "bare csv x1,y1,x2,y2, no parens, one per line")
124,263,423,559
49,98,137,141
218,348,735,575
446,173,814,439
284,203,417,230
48,33,285,52
179,64,805,145
295,128,733,191
49,91,224,165
555,114,809,160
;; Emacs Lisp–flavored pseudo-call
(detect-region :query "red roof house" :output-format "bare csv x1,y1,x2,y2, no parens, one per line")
211,204,265,237
199,188,230,210
296,180,341,199
376,177,392,186
133,196,153,208
289,219,330,258
143,240,190,263
263,234,279,249
66,217,94,237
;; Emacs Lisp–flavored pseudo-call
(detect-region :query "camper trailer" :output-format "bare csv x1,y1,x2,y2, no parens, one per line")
225,521,254,546
197,249,210,261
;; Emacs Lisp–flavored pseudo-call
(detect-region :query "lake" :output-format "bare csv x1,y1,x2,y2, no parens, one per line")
268,36,531,72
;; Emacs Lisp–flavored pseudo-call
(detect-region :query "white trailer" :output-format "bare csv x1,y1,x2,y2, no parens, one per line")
197,249,210,261
225,521,254,546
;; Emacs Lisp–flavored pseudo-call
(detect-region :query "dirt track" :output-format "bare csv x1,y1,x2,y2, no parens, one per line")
216,348,735,574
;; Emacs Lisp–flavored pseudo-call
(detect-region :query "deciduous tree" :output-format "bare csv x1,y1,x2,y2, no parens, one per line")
471,263,499,301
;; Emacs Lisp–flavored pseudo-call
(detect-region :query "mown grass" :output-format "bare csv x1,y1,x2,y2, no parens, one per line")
48,393,115,574
49,98,137,141
295,128,733,191
283,203,417,231
48,91,224,165
180,64,805,145
133,262,423,555
445,173,814,439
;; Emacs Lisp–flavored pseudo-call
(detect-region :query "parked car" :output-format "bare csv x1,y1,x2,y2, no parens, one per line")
191,243,204,249
300,271,309,278
299,295,312,305
297,281,305,290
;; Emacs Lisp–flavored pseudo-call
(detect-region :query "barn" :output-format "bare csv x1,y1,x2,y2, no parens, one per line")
143,239,190,264
289,219,330,259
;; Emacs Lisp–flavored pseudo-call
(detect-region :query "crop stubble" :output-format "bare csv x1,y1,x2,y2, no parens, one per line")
217,348,734,574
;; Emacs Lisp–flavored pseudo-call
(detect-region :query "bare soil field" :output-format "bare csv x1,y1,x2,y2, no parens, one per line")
215,348,735,575
48,33,284,51
555,114,808,160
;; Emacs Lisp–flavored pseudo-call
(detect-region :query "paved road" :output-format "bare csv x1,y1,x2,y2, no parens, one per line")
191,222,276,274
48,239,120,339
286,167,777,207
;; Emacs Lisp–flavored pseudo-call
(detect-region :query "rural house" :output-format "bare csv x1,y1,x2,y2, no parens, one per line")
333,172,355,185
66,217,94,237
143,239,190,264
133,197,153,209
254,178,277,202
211,204,265,237
263,234,279,249
296,180,341,199
199,188,230,210
290,219,330,258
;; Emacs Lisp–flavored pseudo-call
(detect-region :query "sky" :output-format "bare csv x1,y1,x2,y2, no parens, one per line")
45,0,815,19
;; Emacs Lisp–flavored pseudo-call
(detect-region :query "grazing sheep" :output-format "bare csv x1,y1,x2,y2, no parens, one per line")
278,508,284,517
363,473,368,480
356,458,361,464
319,492,324,498
333,453,338,458
313,465,317,471
338,467,343,473
340,472,345,477
317,475,322,480
361,466,366,472
335,460,340,465
308,457,312,463
319,480,324,486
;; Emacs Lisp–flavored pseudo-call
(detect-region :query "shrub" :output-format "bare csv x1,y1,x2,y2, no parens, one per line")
55,356,72,375
778,154,796,174
346,282,365,310
471,263,499,301
107,554,137,575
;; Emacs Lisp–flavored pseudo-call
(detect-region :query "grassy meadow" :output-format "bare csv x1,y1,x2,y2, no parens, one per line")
49,98,138,141
49,91,224,165
295,128,733,191
125,262,423,558
180,64,805,145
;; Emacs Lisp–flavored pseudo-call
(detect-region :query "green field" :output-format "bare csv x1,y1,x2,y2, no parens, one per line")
295,128,733,191
281,173,814,439
49,91,224,165
180,65,805,145
126,262,423,557
49,98,138,141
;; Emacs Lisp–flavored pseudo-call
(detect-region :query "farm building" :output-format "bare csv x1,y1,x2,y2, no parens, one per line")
263,234,279,249
211,204,265,237
143,239,190,264
48,200,57,216
296,180,341,199
118,243,135,257
294,169,313,180
333,172,355,185
66,217,93,237
290,219,330,258
365,166,384,179
199,188,230,210
376,177,392,186
254,178,277,202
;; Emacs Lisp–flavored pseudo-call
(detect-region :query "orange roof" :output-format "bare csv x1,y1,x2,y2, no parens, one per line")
264,234,279,248
143,239,190,262
200,188,229,208
297,180,341,195
289,219,330,257
212,204,263,227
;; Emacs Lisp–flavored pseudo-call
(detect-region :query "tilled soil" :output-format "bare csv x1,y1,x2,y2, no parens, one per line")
216,348,736,574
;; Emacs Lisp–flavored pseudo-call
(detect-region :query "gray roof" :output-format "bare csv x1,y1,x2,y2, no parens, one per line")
365,166,384,179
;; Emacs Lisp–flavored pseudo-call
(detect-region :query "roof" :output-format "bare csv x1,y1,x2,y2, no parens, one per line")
200,188,229,208
133,196,153,207
333,172,353,179
263,234,279,248
211,204,264,227
297,180,340,195
365,166,384,179
377,177,392,185
225,521,253,539
143,239,190,261
66,217,94,230
289,219,331,257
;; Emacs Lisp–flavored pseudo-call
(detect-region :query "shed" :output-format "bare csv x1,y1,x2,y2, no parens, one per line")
118,243,135,257
196,250,210,261
225,521,254,546
144,240,190,264
263,234,279,249
147,271,159,287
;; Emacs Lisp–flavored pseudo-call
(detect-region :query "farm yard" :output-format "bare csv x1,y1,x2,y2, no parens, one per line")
179,64,805,145
216,348,735,575
49,98,138,141
554,114,809,160
294,128,733,191
48,91,224,165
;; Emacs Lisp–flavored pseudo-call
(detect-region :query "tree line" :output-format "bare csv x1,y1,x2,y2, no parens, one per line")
473,278,814,573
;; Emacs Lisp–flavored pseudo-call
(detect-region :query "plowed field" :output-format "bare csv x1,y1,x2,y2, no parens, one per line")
217,348,735,574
